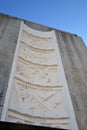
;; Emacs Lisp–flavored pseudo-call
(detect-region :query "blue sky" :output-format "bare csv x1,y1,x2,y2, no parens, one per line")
0,0,87,46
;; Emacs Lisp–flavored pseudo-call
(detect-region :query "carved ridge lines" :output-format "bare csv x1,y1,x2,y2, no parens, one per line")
21,30,54,50
8,109,69,121
18,57,58,68
8,109,69,128
15,80,63,118
22,29,52,40
17,58,58,86
19,42,58,65
14,77,62,91
20,41,55,53
21,40,55,52
8,116,69,129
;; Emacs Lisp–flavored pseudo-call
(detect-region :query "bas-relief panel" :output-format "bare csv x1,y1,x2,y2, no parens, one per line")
6,23,78,130
8,110,69,129
8,78,69,128
18,42,57,65
16,58,58,86
21,31,54,50
10,79,66,118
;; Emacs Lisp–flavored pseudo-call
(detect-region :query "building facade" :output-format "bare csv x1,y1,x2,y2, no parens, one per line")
0,13,87,130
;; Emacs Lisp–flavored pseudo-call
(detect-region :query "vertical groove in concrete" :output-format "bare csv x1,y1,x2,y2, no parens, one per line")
56,31,87,130
0,14,21,117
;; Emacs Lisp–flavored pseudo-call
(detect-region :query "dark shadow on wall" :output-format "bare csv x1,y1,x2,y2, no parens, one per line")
0,121,69,130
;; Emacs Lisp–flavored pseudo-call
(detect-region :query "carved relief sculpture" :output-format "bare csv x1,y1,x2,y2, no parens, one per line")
18,42,57,65
2,23,78,130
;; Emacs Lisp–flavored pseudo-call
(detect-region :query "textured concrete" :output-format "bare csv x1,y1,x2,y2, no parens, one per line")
0,13,87,130
56,32,87,130
0,14,21,116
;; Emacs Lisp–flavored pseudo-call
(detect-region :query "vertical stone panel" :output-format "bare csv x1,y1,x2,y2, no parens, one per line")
1,23,78,130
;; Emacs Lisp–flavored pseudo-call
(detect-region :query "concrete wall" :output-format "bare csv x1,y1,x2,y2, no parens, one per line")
55,32,87,130
0,13,87,130
0,14,21,115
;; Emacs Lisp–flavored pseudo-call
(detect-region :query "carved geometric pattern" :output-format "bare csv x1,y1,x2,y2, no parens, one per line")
15,77,62,91
18,42,57,65
21,31,54,50
7,23,78,130
16,58,58,86
8,109,69,129
15,80,63,117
